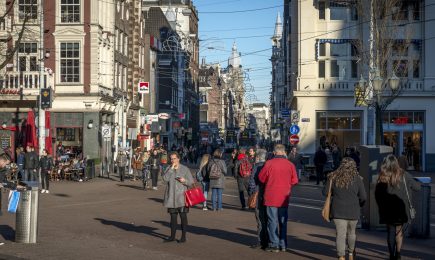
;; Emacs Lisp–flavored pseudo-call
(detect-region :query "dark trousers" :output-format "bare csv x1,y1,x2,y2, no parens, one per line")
41,170,50,190
237,177,249,208
151,169,159,187
255,204,269,248
316,165,324,185
25,169,37,182
169,211,188,240
118,166,125,182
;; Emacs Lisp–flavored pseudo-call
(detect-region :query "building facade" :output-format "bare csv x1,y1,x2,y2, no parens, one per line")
285,0,435,171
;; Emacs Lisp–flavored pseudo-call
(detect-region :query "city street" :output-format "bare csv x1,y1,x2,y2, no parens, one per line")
1,169,434,260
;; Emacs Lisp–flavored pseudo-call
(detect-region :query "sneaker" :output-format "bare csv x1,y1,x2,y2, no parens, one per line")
152,187,158,190
202,206,208,211
250,244,262,249
79,179,83,182
0,242,4,246
266,247,279,253
45,190,50,194
280,247,287,252
41,189,46,193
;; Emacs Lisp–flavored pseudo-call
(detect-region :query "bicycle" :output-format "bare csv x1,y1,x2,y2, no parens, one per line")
142,165,151,190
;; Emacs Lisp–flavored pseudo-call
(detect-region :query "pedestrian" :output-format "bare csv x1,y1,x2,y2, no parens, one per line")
331,143,342,170
0,153,25,246
131,148,143,181
247,149,268,250
314,146,327,185
375,154,421,260
234,148,252,210
16,146,25,180
288,146,303,180
148,149,162,190
323,145,335,182
116,150,128,182
162,151,194,243
197,154,210,210
207,149,227,211
397,152,408,171
323,158,366,260
247,147,256,165
259,144,298,252
227,149,238,177
24,145,39,182
39,149,53,193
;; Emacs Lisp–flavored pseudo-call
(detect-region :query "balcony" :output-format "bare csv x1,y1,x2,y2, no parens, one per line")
0,71,54,95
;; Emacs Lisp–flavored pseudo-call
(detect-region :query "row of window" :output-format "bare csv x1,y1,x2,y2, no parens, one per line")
318,1,420,21
18,0,81,23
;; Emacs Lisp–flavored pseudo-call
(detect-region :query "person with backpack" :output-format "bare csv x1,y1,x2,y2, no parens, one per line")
147,149,161,190
234,148,253,210
207,149,227,211
197,154,210,210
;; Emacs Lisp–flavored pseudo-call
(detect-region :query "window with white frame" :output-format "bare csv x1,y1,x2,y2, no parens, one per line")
18,42,38,71
60,0,80,23
60,42,80,83
18,0,38,21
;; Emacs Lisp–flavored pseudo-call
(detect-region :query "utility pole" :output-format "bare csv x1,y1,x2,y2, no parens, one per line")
38,0,45,155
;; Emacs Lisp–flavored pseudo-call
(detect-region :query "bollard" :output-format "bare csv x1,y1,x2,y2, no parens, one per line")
15,184,39,243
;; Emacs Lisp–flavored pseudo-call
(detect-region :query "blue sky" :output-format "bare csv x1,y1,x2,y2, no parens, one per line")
194,0,282,104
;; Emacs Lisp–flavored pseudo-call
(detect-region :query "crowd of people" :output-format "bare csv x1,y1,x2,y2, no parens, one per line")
155,143,421,260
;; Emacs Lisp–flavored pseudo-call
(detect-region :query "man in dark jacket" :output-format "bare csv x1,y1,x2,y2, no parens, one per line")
288,147,303,180
314,147,327,185
16,146,25,180
39,149,53,193
24,145,39,182
248,149,268,250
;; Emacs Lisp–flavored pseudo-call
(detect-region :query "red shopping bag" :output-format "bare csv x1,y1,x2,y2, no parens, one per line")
185,183,206,207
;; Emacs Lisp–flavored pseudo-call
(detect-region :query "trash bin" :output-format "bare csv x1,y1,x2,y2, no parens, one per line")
409,177,431,238
86,159,95,179
15,182,39,243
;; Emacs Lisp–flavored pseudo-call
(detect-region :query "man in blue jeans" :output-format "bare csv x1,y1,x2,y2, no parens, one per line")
259,144,298,252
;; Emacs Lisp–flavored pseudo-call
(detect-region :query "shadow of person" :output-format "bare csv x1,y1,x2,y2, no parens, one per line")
116,184,144,191
148,197,164,203
94,218,166,239
153,220,256,246
0,225,15,242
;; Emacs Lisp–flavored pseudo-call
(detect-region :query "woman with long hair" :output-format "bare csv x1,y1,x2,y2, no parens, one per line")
162,151,194,243
197,154,210,210
375,154,420,260
323,158,366,260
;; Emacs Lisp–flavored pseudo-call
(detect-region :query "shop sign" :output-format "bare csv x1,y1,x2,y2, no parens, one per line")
138,82,150,94
158,113,170,119
101,124,111,138
393,117,409,125
148,114,159,122
0,89,20,95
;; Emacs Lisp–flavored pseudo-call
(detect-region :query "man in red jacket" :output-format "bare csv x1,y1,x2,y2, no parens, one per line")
258,144,298,252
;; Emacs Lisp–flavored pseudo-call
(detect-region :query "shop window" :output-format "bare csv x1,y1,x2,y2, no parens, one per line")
390,112,399,124
382,112,389,124
414,112,424,124
327,112,351,129
317,112,327,129
351,112,361,129
57,128,76,141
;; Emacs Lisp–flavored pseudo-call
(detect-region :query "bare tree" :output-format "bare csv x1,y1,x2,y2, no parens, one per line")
0,0,36,71
354,0,418,144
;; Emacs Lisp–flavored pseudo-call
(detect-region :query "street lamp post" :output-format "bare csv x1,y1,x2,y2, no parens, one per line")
358,70,400,145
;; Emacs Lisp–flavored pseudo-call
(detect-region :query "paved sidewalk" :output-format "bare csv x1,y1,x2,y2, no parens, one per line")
0,175,433,260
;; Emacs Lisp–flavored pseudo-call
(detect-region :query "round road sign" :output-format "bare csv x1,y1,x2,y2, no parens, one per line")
289,134,300,145
290,125,300,135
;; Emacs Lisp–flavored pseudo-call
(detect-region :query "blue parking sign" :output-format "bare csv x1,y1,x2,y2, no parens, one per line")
290,125,300,135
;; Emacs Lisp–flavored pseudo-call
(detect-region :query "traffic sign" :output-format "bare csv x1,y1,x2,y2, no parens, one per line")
289,125,300,135
289,134,300,145
291,110,300,122
101,124,111,138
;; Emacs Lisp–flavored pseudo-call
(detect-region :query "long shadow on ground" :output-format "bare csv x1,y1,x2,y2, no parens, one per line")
94,218,166,239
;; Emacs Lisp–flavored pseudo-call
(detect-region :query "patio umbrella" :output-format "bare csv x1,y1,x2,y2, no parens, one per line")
25,110,38,150
45,111,52,154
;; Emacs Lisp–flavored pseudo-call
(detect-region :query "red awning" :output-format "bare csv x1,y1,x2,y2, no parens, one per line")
26,110,38,150
45,111,52,154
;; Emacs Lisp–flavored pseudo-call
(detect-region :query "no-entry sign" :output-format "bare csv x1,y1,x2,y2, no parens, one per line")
289,134,300,145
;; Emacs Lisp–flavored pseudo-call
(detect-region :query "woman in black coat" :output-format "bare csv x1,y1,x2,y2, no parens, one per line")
375,154,420,260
